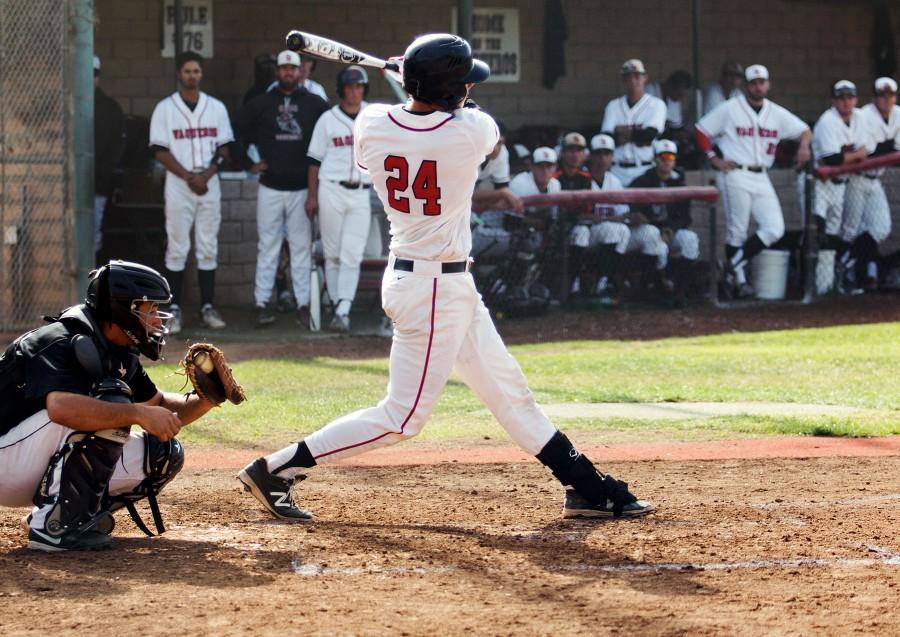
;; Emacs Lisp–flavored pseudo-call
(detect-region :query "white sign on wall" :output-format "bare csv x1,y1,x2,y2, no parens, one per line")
452,8,520,83
162,0,214,58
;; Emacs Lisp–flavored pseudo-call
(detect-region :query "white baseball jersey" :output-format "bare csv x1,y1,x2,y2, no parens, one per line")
475,144,510,192
862,102,900,147
702,83,742,116
812,107,874,163
696,95,808,168
509,171,561,197
353,104,498,262
307,103,372,184
601,93,667,165
149,92,234,172
591,171,629,217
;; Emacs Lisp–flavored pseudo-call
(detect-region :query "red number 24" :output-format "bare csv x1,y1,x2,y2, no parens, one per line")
384,155,442,216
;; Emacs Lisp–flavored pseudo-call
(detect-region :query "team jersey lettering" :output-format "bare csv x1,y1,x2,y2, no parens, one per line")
735,127,778,138
331,135,353,147
172,127,219,140
383,155,442,216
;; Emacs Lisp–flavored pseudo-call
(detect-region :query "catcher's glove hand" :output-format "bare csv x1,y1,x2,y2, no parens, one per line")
181,343,246,406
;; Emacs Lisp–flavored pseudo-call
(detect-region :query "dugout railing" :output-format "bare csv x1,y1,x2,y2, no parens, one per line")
803,151,900,300
471,186,720,314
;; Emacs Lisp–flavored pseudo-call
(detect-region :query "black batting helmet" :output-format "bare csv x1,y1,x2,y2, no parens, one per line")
86,260,172,360
402,34,490,109
336,65,369,99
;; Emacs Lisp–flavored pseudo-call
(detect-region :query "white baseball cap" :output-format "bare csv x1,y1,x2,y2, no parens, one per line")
532,146,558,164
277,50,301,67
513,143,531,160
832,80,857,97
93,55,101,71
562,132,587,148
875,77,898,94
745,64,769,82
590,134,615,152
654,139,678,156
621,59,646,75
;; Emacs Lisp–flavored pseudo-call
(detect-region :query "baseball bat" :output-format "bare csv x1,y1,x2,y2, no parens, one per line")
285,30,400,74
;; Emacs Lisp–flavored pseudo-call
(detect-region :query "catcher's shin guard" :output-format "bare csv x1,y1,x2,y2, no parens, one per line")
536,431,641,517
33,428,129,537
105,434,185,536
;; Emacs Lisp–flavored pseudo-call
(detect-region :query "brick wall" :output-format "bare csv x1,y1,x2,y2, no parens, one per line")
95,0,892,129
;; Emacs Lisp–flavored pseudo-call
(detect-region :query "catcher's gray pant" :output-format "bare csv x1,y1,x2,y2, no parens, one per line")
570,221,630,254
0,410,150,529
842,175,891,242
164,174,221,272
717,170,784,248
318,180,372,305
254,184,312,307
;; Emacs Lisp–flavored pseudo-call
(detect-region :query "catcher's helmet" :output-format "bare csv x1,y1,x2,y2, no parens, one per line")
402,33,490,109
336,65,369,99
86,260,172,360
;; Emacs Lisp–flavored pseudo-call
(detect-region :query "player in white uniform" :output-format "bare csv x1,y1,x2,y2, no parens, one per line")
149,51,234,333
849,77,900,288
238,34,654,522
808,80,874,291
602,59,668,187
701,62,744,116
695,64,811,297
306,66,373,332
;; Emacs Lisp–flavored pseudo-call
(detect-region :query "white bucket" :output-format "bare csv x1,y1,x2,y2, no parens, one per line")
816,249,835,295
752,249,790,300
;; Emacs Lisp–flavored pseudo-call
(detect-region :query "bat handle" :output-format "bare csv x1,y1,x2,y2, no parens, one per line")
384,61,400,73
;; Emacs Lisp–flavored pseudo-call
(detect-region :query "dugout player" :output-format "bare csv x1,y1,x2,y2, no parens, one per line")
472,122,524,214
809,80,873,293
306,66,373,332
629,140,700,306
849,77,900,289
237,50,328,328
149,51,234,334
238,34,654,522
0,261,219,551
553,132,594,295
602,59,668,187
702,62,744,116
695,64,811,298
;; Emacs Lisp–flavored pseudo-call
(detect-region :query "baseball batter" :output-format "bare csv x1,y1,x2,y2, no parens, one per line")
695,64,811,297
149,51,234,333
239,33,654,521
306,66,373,332
602,59,668,187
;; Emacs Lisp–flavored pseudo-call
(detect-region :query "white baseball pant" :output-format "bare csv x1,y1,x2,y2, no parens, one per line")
843,175,892,242
628,223,669,268
0,410,149,525
584,221,631,254
670,229,700,260
164,174,221,271
611,163,653,187
801,173,846,236
254,184,312,307
717,170,784,247
303,255,558,462
317,180,372,305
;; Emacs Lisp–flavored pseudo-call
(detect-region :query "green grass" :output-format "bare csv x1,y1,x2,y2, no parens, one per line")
149,322,900,447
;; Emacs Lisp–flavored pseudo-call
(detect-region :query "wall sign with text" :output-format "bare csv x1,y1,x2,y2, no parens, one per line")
162,0,214,58
452,8,520,83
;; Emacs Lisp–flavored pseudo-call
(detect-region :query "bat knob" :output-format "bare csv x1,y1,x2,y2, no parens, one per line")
285,30,306,52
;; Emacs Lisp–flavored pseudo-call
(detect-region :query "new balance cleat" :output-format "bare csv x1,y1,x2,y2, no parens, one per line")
238,458,313,521
563,487,656,519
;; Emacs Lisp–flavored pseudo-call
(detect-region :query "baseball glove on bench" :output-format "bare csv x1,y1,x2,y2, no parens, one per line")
181,343,246,406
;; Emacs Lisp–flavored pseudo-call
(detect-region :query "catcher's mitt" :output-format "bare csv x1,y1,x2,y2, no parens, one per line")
181,343,246,406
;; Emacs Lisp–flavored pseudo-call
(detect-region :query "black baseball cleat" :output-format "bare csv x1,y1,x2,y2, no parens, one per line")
238,458,313,521
27,527,113,552
562,487,656,519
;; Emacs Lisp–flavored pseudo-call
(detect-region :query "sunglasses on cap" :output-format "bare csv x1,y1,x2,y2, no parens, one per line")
657,152,677,161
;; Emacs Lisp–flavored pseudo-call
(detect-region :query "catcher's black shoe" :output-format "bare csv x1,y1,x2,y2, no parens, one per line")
27,527,112,552
238,458,313,521
562,487,656,519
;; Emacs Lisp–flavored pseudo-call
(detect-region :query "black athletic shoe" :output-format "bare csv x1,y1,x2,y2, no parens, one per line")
255,303,276,327
237,458,313,521
27,527,113,552
562,487,656,519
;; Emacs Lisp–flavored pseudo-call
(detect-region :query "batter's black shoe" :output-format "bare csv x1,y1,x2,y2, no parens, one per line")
238,458,313,521
562,487,656,519
27,527,113,552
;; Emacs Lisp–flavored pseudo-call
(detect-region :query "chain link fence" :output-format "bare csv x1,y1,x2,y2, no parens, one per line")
0,0,73,331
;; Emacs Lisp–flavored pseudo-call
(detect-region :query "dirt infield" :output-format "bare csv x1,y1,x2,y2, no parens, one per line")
1,452,899,636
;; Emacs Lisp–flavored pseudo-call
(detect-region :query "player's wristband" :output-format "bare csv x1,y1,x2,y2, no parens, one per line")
705,150,717,160
213,154,226,170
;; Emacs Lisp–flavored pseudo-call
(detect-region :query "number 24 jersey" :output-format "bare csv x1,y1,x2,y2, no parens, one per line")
354,103,499,262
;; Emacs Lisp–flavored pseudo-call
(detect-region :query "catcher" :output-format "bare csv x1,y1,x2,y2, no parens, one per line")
0,260,244,552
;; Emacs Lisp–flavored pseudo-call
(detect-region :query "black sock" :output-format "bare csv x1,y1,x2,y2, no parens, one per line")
198,269,215,307
272,441,317,475
741,234,766,264
165,269,184,306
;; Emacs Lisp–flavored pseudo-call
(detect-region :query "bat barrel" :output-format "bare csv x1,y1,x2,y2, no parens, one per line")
285,30,306,52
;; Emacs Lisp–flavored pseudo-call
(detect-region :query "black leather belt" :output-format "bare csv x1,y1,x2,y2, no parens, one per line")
394,258,467,273
614,161,652,168
863,174,879,180
736,164,766,173
339,181,371,189
831,178,847,185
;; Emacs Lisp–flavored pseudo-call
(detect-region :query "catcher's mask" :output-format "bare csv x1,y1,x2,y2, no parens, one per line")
402,33,490,110
86,261,173,360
